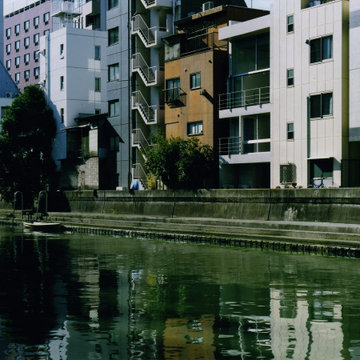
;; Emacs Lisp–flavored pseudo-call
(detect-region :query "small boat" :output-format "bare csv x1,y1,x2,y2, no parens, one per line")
23,221,64,233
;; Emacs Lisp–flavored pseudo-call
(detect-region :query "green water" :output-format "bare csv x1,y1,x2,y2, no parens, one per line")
0,225,359,359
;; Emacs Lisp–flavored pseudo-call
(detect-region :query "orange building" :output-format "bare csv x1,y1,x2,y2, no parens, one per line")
163,5,268,149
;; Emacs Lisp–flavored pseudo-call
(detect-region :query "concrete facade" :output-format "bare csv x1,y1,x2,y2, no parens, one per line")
3,0,52,91
219,0,350,189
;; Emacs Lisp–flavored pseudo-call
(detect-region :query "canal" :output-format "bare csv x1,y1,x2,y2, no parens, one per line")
0,225,359,359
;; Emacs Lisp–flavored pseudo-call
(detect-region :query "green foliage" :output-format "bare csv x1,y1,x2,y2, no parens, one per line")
0,85,56,205
145,136,215,190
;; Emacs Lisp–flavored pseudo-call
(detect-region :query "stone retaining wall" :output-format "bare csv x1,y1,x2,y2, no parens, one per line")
60,188,360,224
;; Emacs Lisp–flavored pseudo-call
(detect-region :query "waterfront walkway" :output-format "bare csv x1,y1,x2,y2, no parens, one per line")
2,209,360,256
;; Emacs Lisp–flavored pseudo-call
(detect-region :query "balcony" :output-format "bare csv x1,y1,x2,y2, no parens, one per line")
164,87,186,108
219,86,270,111
52,0,81,17
180,32,225,56
219,136,270,156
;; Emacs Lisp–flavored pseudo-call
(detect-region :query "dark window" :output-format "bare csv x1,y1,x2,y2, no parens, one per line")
310,35,332,63
109,100,120,117
95,78,101,92
187,121,203,136
108,63,119,81
95,46,101,60
166,78,180,103
287,15,294,33
287,69,294,86
287,123,294,140
108,27,119,46
310,93,333,118
108,0,119,9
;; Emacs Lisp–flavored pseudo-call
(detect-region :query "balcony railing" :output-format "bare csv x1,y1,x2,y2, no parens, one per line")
132,91,157,124
164,87,186,107
219,86,270,111
132,52,158,86
132,14,156,47
219,136,270,156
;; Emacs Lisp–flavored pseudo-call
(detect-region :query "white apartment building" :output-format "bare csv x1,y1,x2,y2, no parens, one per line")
40,1,107,188
219,0,350,189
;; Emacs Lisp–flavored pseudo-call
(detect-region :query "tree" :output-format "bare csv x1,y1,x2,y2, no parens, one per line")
145,136,216,190
0,85,56,206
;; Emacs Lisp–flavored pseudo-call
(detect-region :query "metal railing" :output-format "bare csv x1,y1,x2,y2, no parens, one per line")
132,52,157,85
133,128,151,153
219,86,270,110
132,91,157,124
219,136,271,156
133,162,148,188
132,14,156,47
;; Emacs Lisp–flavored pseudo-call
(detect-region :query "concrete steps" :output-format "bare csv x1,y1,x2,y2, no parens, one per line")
43,212,360,249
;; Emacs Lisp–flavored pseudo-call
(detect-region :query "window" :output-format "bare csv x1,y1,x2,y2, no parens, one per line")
15,40,20,52
6,28,11,39
243,113,271,153
15,56,20,68
24,53,30,65
24,20,30,32
287,69,294,86
310,92,333,118
60,108,64,123
34,16,39,28
166,77,180,103
190,72,201,90
34,50,40,62
287,15,294,33
60,44,64,58
15,24,20,36
6,60,11,70
95,77,101,92
108,63,119,81
24,37,30,49
109,100,120,117
6,44,11,55
44,12,50,24
24,70,30,81
187,121,203,136
15,72,20,83
108,27,119,46
60,76,64,90
44,29,50,37
310,35,332,63
287,122,294,140
95,45,101,60
33,33,39,45
108,0,119,9
34,67,40,79
109,136,120,151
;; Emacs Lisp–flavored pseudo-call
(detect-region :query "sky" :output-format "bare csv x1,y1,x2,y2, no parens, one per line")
244,0,273,10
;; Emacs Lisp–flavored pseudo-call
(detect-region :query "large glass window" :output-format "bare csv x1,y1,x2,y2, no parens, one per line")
108,27,119,46
243,113,270,153
109,100,120,117
108,63,119,81
232,33,270,75
310,92,333,118
310,35,332,63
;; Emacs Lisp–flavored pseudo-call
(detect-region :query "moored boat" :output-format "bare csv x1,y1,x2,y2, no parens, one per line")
23,221,64,233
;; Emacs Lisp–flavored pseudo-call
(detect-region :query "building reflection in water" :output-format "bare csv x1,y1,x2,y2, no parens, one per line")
1,233,360,359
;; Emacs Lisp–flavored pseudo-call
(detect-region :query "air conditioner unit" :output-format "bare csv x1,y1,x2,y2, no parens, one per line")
202,1,214,11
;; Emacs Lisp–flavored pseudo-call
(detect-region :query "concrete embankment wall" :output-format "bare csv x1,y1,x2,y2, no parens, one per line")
60,188,360,224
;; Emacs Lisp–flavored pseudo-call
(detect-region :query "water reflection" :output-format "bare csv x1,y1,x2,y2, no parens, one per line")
0,226,359,359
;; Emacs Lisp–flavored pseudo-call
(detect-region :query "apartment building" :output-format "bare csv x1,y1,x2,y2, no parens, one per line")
40,0,108,189
3,0,52,91
163,4,266,151
0,0,3,64
218,0,350,189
